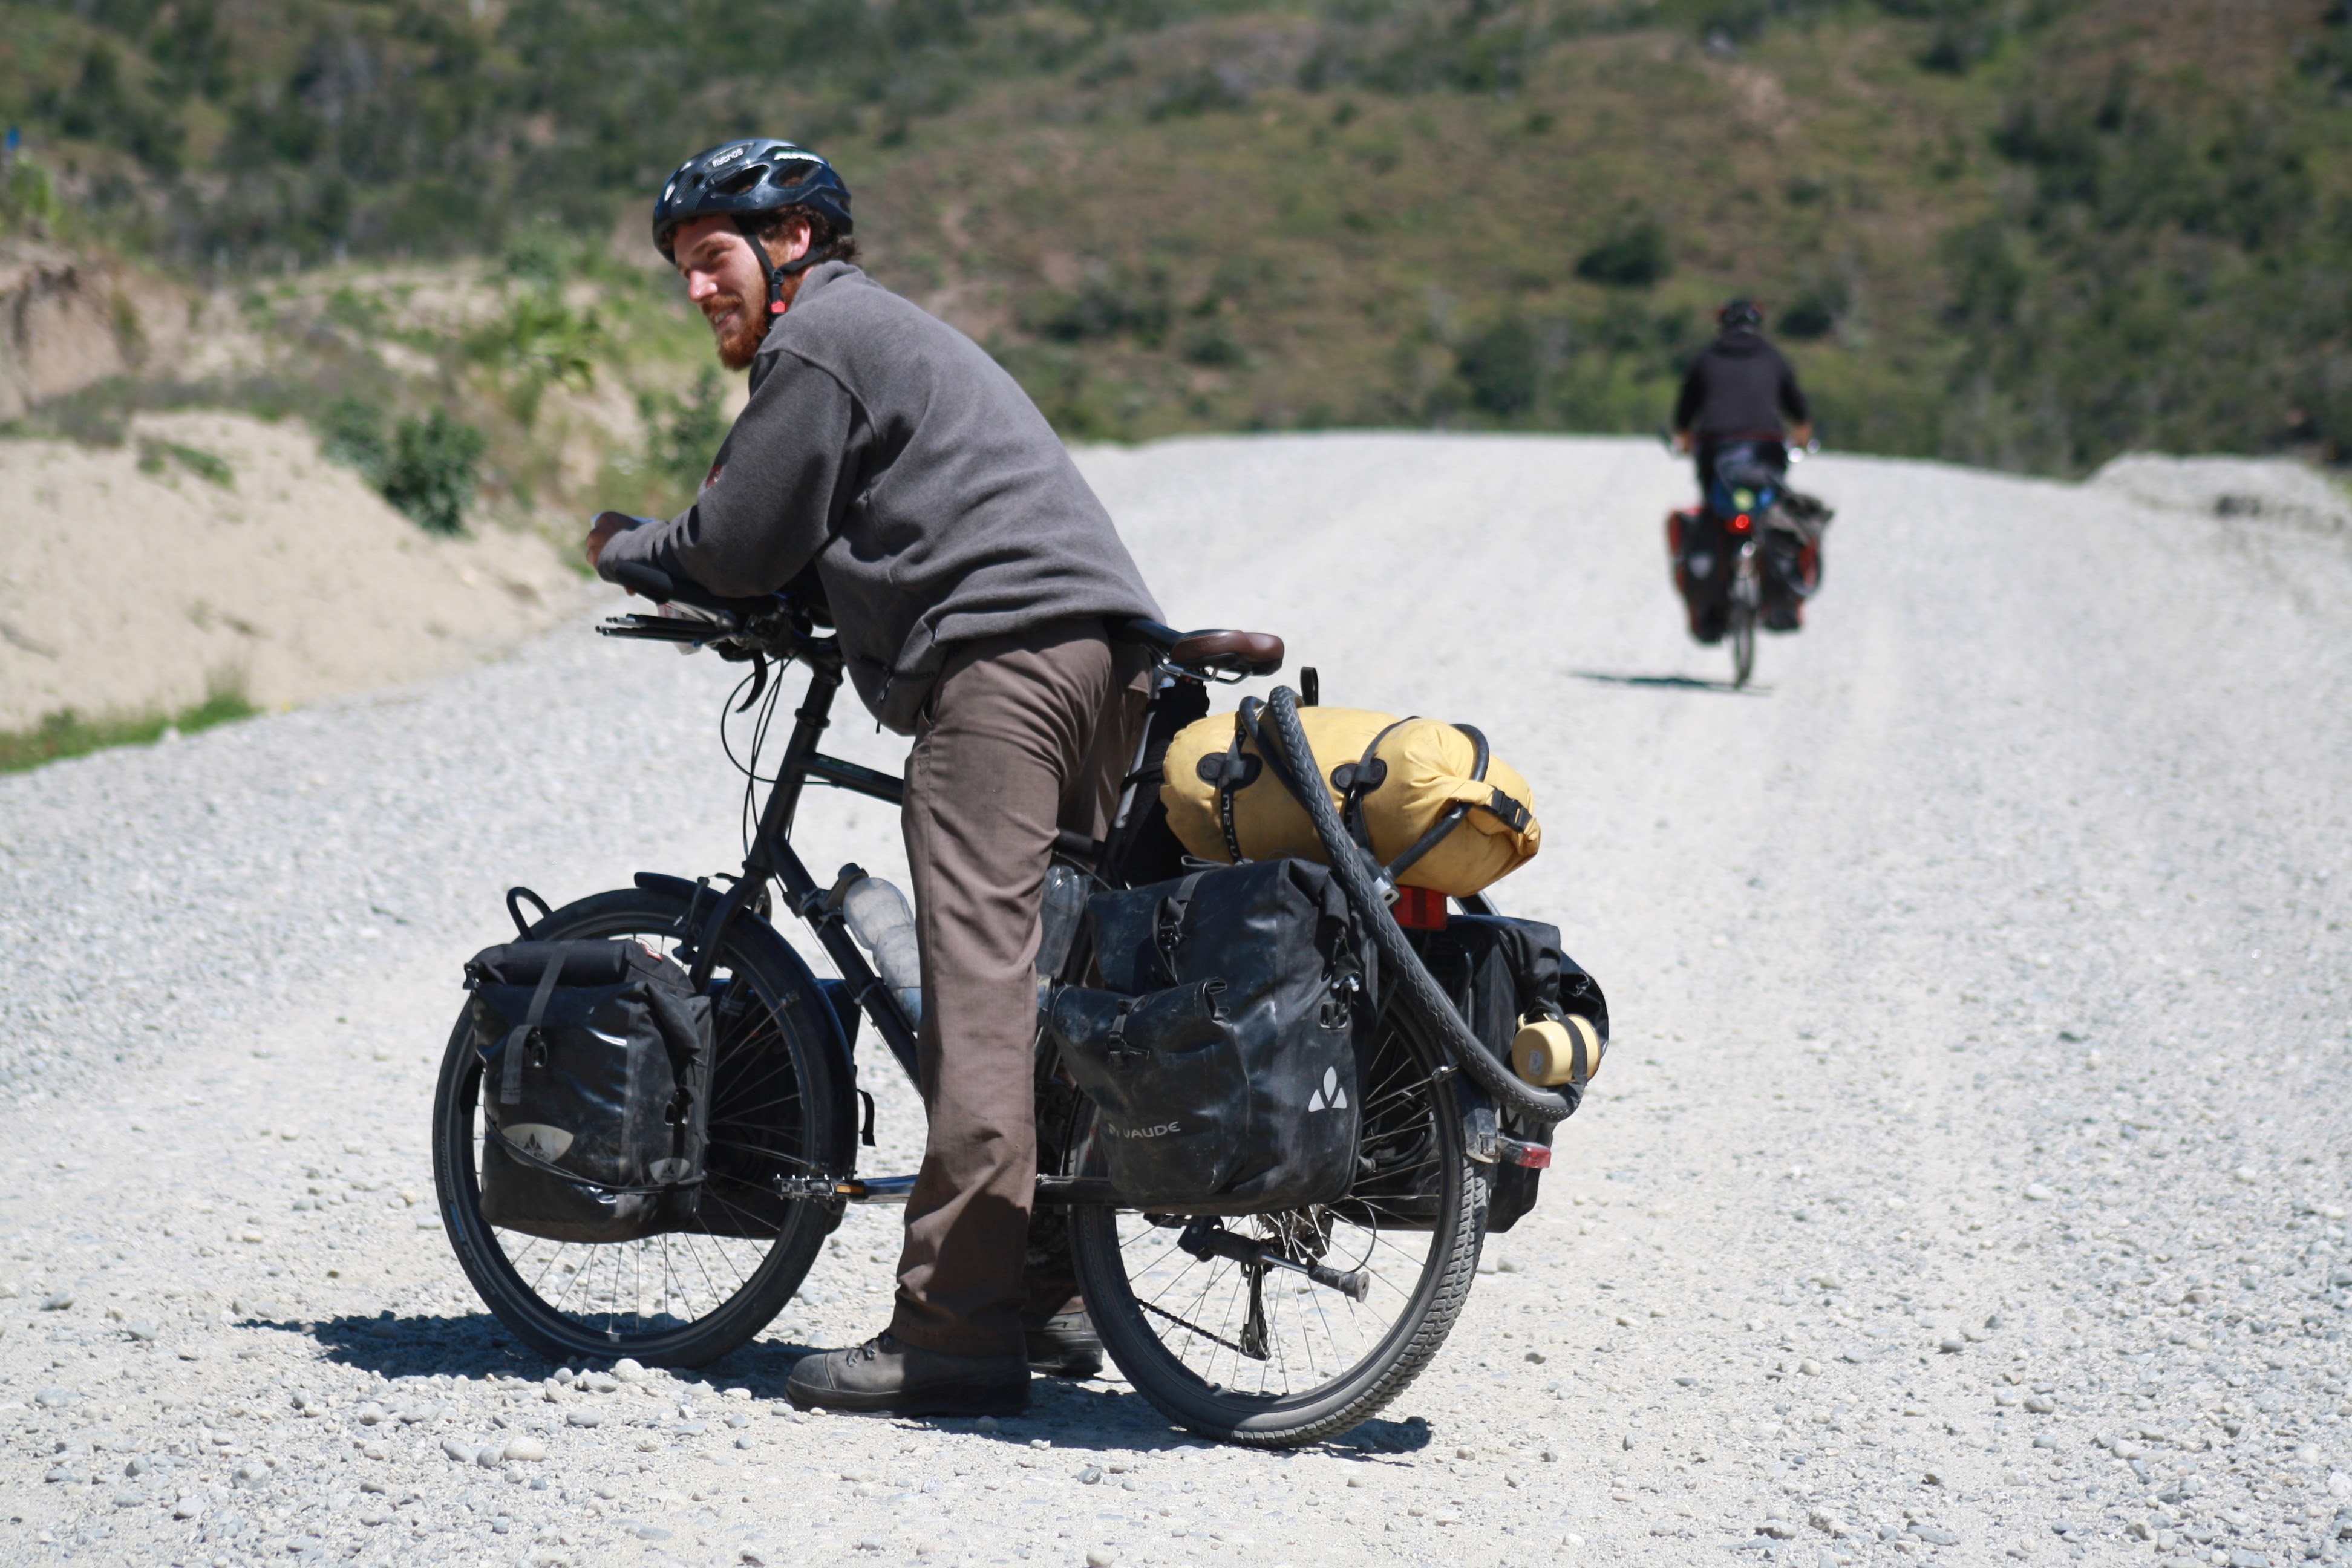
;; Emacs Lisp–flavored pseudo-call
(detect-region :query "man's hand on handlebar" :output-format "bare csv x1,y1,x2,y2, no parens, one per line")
584,512,641,583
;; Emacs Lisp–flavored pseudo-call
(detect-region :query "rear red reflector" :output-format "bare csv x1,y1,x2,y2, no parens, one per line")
1391,886,1448,930
1730,512,1754,533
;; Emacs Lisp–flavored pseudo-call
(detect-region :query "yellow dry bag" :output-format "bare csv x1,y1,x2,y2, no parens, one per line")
1160,704,1540,897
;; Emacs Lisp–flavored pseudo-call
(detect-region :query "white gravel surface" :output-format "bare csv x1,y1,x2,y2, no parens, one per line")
4,434,2351,1568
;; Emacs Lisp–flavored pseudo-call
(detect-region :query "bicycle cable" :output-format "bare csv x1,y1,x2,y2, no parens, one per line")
716,665,788,862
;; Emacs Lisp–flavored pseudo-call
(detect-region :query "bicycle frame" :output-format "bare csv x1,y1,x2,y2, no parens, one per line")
621,619,1156,1211
676,645,924,1087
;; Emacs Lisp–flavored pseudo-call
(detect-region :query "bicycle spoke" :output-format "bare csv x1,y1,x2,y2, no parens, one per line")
439,898,839,1362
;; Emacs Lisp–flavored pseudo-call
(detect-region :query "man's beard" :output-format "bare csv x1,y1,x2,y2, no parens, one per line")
704,291,768,370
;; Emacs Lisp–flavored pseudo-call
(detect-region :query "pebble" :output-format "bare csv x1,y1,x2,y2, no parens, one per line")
34,1386,74,1408
565,1408,603,1428
39,1290,74,1310
2023,1183,2056,1203
503,1436,547,1462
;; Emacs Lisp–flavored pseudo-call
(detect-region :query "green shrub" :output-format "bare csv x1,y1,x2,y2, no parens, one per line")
468,290,605,428
0,670,257,775
643,369,729,503
0,155,67,237
1180,324,1245,368
136,439,234,488
1574,220,1672,289
379,409,487,536
1456,315,1546,418
318,396,391,483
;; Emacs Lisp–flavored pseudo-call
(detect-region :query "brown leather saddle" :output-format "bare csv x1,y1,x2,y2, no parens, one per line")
1117,619,1284,679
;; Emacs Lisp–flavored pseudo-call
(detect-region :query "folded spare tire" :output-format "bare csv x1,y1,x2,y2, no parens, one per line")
1160,704,1540,897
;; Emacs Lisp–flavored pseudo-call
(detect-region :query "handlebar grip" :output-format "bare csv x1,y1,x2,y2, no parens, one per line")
610,561,677,601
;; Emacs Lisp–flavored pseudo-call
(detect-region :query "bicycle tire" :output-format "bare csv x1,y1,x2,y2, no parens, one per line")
430,886,852,1368
1730,553,1759,689
1066,1011,1484,1448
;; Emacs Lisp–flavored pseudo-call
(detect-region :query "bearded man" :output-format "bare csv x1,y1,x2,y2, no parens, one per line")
586,140,1161,1416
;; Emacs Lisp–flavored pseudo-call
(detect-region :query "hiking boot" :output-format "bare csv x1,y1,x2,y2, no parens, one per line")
1024,1305,1105,1380
785,1331,1030,1417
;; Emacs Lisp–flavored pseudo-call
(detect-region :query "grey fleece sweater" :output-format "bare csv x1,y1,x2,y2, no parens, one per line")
599,263,1161,733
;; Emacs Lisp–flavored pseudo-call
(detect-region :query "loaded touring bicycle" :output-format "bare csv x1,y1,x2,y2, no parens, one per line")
433,569,1606,1447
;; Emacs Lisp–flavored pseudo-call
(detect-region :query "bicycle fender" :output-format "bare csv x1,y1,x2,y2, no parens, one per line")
632,871,861,1177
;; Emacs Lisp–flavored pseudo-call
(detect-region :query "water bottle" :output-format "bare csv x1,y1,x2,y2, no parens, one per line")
1034,864,1091,1008
838,871,923,1024
1036,865,1089,981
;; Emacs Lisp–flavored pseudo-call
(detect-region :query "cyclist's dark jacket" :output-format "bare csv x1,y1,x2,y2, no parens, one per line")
1673,328,1809,439
598,262,1161,734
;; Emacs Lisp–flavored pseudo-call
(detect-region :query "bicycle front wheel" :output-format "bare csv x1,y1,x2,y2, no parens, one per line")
1067,1012,1484,1448
430,887,852,1367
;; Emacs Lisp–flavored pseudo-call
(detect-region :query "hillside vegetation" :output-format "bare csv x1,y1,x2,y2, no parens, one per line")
3,0,2349,481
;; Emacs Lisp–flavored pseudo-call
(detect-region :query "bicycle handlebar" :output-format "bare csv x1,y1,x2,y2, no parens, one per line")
608,560,782,619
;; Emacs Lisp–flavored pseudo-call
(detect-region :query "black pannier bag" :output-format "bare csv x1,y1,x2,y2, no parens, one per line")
1048,859,1375,1215
465,941,714,1244
1415,915,1607,1232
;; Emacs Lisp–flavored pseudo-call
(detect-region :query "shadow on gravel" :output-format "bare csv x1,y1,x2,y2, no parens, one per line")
890,1376,1437,1459
1571,670,1771,695
276,1311,557,1378
268,1316,1437,1460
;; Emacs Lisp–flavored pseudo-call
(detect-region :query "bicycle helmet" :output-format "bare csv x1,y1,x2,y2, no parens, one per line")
653,139,855,315
1717,298,1764,332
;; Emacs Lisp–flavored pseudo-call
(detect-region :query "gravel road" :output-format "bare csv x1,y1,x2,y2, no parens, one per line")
4,435,2350,1568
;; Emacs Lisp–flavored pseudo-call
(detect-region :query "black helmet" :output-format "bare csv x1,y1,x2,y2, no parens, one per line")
1717,298,1763,332
652,139,853,260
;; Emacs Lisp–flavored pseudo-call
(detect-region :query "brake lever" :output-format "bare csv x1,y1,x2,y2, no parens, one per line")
734,653,769,712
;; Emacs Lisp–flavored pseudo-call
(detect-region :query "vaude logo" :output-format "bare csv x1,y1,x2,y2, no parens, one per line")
1108,1120,1181,1140
1307,1067,1348,1113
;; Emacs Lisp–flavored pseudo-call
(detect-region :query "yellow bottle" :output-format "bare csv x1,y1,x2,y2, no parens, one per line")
1510,1014,1604,1086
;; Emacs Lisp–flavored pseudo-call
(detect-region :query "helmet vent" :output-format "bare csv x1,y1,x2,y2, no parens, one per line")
713,164,768,196
770,160,817,188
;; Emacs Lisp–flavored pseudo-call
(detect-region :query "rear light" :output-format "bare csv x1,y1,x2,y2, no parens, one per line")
1729,512,1754,534
1498,1137,1552,1169
1391,885,1448,930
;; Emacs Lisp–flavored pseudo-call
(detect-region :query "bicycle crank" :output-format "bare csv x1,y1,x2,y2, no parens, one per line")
1175,1217,1372,1302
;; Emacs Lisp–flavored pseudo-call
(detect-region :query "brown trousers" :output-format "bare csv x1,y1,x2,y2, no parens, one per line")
888,621,1151,1356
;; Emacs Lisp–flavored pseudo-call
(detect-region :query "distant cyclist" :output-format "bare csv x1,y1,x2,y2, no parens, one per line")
1670,300,1824,636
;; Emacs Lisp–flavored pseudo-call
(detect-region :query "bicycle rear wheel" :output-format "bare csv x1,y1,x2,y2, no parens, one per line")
430,887,852,1367
1066,1012,1483,1448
